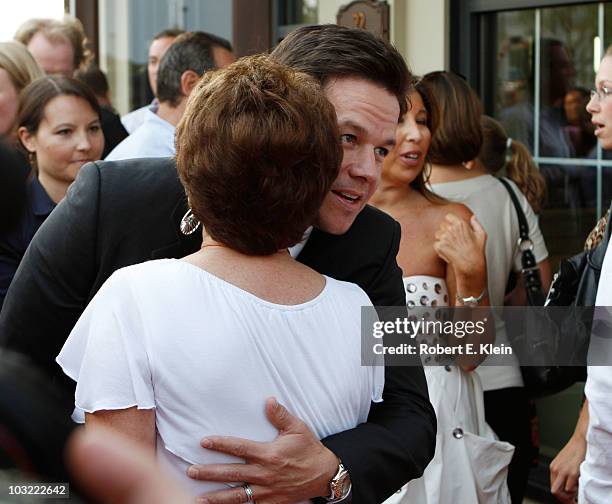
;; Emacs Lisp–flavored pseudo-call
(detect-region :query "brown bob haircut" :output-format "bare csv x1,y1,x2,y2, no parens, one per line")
421,71,483,165
270,24,412,118
175,55,341,256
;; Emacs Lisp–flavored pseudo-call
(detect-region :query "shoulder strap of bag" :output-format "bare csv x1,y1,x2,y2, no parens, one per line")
498,177,546,305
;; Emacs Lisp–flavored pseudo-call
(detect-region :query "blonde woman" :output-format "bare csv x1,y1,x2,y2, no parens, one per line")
0,41,44,138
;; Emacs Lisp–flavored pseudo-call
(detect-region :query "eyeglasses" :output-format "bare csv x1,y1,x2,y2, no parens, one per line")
590,86,612,102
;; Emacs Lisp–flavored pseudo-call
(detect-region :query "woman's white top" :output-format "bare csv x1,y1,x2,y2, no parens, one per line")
384,276,513,504
431,175,549,391
56,259,384,498
580,242,612,503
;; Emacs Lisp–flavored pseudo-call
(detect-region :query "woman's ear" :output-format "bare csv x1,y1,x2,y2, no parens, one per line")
18,127,36,153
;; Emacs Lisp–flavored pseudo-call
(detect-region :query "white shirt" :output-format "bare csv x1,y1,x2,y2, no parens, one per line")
56,259,383,498
431,175,549,390
106,109,175,161
580,241,612,503
121,101,158,134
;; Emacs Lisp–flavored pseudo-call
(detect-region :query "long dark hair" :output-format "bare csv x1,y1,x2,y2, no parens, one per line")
407,79,446,204
421,71,483,166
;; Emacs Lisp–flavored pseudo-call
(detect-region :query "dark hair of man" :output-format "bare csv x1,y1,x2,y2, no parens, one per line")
421,71,483,165
176,55,341,256
156,31,230,107
17,75,101,148
153,28,185,41
74,65,109,99
195,31,233,52
269,24,411,117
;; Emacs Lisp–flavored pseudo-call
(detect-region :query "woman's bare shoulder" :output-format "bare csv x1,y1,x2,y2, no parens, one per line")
438,201,472,221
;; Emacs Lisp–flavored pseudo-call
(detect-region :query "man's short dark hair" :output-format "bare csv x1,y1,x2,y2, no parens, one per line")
156,31,232,107
153,28,185,41
270,24,411,117
176,55,341,255
196,31,232,52
74,65,109,99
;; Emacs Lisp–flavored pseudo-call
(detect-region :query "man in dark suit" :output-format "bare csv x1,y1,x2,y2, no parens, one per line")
0,25,435,504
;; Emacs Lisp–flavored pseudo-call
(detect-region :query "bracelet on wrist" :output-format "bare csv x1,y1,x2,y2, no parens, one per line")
455,287,487,307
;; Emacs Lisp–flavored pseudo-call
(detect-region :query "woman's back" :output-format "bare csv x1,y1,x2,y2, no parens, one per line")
431,174,548,390
58,259,383,496
431,175,547,305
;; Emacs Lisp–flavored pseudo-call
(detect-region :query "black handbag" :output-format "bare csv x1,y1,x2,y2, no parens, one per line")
499,178,596,397
543,204,611,387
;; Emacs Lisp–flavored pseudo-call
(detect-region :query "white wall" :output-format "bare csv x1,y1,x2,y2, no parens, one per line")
398,0,448,75
317,0,448,76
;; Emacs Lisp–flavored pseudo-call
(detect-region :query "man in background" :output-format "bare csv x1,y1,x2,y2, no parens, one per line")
121,28,184,133
106,31,234,161
14,16,91,76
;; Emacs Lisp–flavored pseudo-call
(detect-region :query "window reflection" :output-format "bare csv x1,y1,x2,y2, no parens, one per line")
490,4,611,269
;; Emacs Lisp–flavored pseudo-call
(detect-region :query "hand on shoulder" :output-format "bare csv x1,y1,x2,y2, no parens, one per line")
433,207,487,279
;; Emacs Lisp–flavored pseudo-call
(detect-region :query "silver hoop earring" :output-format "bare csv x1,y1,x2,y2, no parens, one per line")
180,208,201,235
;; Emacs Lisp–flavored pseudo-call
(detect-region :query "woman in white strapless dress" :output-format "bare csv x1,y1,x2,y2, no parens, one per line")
371,84,513,503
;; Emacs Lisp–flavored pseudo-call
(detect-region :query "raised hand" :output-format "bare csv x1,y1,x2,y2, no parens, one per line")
433,213,487,279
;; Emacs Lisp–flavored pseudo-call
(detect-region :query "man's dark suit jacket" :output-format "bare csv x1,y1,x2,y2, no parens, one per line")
0,157,435,503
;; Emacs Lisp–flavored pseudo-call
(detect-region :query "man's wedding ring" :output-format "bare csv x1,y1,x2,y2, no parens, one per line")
243,483,255,503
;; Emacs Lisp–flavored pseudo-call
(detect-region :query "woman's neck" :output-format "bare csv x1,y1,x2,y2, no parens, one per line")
428,162,489,185
370,178,417,217
37,172,70,204
183,237,324,305
197,242,292,263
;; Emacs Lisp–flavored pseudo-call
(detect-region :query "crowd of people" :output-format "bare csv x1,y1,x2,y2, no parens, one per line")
0,13,611,504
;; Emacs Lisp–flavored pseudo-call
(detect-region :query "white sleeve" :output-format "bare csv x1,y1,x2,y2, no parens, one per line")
348,283,385,404
512,189,549,272
56,269,155,420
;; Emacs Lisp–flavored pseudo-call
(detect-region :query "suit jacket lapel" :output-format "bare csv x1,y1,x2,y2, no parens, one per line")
296,228,340,276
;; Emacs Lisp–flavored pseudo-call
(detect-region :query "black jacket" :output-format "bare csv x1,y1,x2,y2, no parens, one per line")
0,157,436,503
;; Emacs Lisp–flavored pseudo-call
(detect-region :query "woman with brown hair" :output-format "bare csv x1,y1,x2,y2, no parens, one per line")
373,80,513,504
0,75,103,310
423,71,552,504
57,56,384,499
479,115,547,215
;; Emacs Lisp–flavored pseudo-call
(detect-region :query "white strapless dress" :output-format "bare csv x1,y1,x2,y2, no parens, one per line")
383,275,514,504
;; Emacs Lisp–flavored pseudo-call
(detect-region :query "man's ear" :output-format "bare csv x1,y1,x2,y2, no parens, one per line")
462,160,477,170
180,70,201,97
17,127,36,153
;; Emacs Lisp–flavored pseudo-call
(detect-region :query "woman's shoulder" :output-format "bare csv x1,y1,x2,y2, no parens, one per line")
103,259,189,294
324,275,373,306
430,200,472,224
